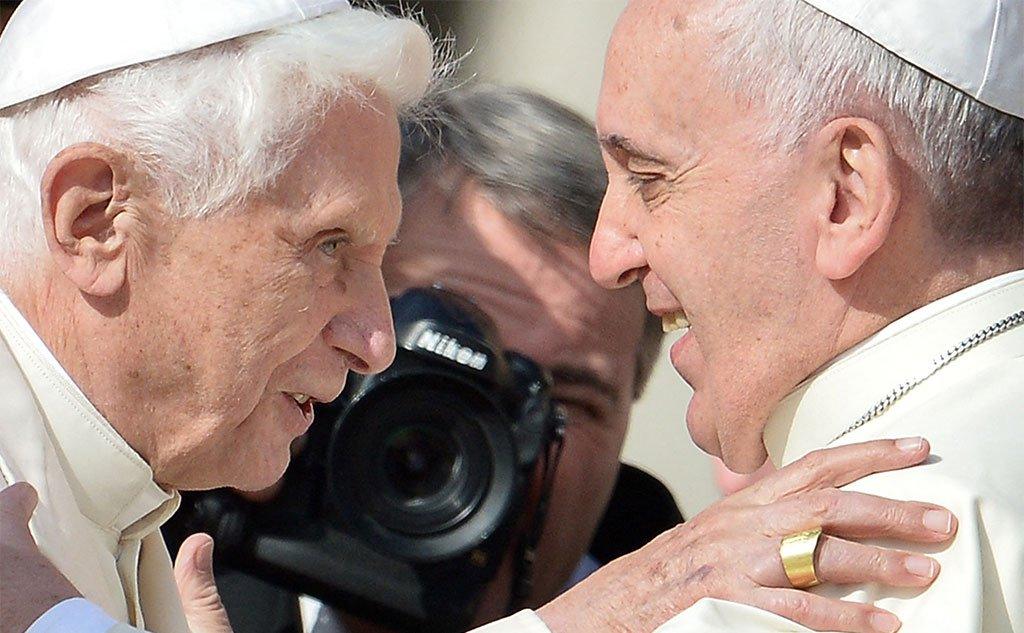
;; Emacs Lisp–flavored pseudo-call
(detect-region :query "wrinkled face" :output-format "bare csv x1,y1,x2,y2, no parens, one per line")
384,179,645,617
591,0,828,472
126,97,401,490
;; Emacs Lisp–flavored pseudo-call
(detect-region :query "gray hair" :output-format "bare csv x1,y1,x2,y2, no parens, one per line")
399,84,664,399
712,0,1023,248
0,6,441,282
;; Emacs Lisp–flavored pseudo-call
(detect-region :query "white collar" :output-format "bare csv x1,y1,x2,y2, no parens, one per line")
0,291,177,534
764,270,1024,466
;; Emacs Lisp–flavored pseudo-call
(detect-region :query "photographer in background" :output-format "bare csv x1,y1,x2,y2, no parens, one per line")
164,84,958,633
170,84,672,633
361,84,670,628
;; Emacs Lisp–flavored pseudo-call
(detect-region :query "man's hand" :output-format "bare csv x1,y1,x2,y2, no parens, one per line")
0,482,80,633
174,534,233,633
538,438,957,633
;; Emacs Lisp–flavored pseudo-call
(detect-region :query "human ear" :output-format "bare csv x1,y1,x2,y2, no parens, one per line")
39,143,136,297
811,118,900,280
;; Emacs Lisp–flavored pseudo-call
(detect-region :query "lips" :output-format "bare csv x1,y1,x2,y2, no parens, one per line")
284,392,316,428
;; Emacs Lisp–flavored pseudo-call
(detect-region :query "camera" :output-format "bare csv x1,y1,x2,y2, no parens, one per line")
165,287,566,632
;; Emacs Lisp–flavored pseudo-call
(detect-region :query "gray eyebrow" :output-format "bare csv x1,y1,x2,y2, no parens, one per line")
599,133,667,165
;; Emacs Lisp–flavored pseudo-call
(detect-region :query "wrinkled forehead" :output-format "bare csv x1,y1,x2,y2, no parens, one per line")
598,0,715,148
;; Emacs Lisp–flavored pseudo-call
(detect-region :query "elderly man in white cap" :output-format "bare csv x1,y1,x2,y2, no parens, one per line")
581,0,1023,631
0,0,435,631
0,1,1005,633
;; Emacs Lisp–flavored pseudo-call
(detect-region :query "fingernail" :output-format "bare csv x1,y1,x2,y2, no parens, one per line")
923,509,953,534
904,555,936,579
871,612,900,633
895,437,923,452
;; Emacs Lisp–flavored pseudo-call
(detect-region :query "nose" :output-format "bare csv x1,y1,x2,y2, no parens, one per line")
590,194,647,289
324,274,396,375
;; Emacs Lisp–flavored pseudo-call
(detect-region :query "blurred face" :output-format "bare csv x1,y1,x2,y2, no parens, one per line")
384,177,646,618
591,0,836,472
114,97,401,490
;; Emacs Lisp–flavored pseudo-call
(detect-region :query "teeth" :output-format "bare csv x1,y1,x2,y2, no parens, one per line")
661,310,690,333
288,393,311,405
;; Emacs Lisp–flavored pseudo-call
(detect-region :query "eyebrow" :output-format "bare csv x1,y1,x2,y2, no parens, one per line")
548,363,622,407
599,133,668,165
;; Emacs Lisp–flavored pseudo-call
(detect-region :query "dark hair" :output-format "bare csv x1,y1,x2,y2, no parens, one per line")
399,84,664,398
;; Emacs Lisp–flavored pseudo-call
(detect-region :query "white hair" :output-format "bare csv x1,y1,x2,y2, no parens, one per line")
711,0,1023,247
0,7,442,282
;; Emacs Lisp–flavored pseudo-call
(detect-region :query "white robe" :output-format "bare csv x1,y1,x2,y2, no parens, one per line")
477,271,1024,633
25,271,1024,631
657,270,1024,632
0,291,189,633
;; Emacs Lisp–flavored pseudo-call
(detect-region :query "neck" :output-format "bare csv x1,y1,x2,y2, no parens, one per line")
4,271,146,457
5,274,87,377
827,242,1023,366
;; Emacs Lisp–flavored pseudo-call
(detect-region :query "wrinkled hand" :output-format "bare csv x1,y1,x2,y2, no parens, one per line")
174,533,234,633
0,482,80,633
538,438,957,633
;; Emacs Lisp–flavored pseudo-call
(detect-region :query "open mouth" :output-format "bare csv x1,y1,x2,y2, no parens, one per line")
286,392,316,424
661,309,690,333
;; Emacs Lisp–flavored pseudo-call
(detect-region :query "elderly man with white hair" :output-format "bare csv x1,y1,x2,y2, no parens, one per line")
0,0,433,631
578,0,1024,631
0,1,1007,633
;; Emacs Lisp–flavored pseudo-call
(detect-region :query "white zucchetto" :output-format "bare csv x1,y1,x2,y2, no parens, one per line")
0,0,353,111
801,0,1022,118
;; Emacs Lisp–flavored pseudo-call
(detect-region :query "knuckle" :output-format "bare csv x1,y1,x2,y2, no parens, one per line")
870,549,898,576
805,489,840,522
797,449,843,489
834,603,875,630
878,502,912,532
784,593,815,621
799,449,830,473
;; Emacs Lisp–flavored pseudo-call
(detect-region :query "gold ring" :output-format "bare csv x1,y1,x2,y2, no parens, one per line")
780,527,823,588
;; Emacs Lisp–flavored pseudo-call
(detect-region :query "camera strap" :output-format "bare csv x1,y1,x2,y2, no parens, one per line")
506,409,567,614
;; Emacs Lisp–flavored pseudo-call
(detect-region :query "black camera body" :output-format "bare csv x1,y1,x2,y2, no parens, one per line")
167,287,565,632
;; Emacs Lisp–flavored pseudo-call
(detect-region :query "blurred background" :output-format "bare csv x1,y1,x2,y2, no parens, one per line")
379,0,720,519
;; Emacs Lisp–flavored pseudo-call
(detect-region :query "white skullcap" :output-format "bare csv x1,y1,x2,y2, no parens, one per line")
0,0,353,111
801,0,1023,118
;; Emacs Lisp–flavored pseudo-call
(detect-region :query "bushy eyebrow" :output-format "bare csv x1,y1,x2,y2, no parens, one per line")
599,133,668,166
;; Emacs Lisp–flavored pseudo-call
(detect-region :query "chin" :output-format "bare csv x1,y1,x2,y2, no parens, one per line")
684,392,722,458
715,422,771,474
229,444,293,491
687,391,769,474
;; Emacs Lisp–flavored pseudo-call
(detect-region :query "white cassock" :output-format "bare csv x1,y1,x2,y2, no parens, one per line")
476,271,1024,633
11,267,1021,633
0,290,190,633
647,271,1024,632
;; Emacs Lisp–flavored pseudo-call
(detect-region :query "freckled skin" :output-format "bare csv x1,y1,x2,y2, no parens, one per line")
28,95,403,492
592,0,849,472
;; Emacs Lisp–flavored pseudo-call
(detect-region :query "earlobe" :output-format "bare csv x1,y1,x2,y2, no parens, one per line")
813,118,900,280
40,144,134,297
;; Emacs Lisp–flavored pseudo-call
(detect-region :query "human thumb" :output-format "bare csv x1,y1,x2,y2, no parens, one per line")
0,481,39,528
173,533,233,633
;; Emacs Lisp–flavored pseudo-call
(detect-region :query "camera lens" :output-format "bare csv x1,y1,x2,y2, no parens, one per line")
383,425,459,501
326,375,519,562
